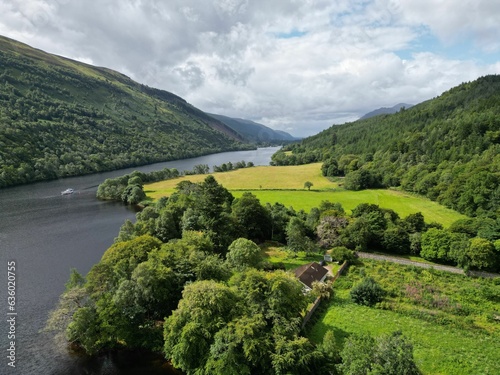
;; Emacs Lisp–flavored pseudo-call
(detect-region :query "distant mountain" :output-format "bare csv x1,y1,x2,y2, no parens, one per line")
0,35,250,187
360,103,413,120
208,113,300,144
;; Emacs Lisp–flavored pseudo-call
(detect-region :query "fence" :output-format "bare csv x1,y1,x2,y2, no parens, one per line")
301,261,348,329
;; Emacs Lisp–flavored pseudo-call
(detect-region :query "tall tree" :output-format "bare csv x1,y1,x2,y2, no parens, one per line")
286,217,316,252
226,238,263,271
231,192,272,242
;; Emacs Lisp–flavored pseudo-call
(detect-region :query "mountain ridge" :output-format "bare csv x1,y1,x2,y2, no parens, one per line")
359,103,414,120
207,113,300,144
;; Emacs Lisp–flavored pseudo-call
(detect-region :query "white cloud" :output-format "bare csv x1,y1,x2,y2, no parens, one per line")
398,0,500,52
0,0,499,137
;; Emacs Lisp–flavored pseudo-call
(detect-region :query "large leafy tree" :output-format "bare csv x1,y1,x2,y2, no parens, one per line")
466,237,497,270
420,228,453,262
231,192,272,242
317,215,349,248
164,280,239,374
286,216,316,252
195,176,239,253
382,226,411,254
163,269,318,375
268,202,294,243
226,238,263,271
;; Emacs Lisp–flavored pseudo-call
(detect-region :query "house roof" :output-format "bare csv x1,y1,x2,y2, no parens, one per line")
294,262,329,289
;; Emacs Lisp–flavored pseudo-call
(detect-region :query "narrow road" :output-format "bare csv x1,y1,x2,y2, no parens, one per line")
356,252,499,278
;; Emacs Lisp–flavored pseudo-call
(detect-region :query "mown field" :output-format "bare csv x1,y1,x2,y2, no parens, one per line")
308,259,500,375
145,164,466,227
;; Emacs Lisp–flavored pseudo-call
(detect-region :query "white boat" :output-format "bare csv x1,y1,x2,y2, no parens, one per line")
61,188,74,195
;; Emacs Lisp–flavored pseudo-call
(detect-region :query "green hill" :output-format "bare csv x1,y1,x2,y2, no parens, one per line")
0,35,250,187
272,75,500,218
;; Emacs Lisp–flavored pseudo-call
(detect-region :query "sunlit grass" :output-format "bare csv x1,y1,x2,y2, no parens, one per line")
260,242,327,271
231,189,465,227
308,260,500,374
146,163,334,195
309,295,499,375
145,164,466,227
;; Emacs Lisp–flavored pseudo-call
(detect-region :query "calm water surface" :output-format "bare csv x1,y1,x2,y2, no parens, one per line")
0,147,279,375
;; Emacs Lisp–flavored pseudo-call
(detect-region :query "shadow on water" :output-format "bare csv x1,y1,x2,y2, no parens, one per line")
55,350,184,375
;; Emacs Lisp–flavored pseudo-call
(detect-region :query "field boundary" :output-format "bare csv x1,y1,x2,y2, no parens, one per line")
356,252,499,278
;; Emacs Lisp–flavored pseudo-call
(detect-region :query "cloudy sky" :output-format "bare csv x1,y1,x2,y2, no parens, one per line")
1,0,500,137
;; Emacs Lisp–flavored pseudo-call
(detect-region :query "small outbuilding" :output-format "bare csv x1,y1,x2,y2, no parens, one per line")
294,262,329,291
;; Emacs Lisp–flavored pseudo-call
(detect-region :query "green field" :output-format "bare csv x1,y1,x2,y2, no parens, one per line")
145,164,466,227
146,163,333,194
308,260,500,374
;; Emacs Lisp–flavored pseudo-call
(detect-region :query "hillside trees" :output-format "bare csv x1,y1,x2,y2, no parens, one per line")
0,38,250,188
272,75,500,218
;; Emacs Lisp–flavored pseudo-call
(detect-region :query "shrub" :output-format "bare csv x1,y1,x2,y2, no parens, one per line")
350,277,385,306
330,246,357,263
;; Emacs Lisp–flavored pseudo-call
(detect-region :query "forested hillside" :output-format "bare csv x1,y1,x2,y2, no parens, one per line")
272,75,500,218
0,35,249,187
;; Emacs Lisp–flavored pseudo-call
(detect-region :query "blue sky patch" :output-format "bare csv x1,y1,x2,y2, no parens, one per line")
395,29,499,65
275,29,308,39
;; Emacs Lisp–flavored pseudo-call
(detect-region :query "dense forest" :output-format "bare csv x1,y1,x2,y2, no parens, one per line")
48,175,499,374
271,75,500,218
0,35,251,188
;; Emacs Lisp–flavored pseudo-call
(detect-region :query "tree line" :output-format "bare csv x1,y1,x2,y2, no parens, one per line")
49,174,500,374
96,160,256,204
48,176,427,374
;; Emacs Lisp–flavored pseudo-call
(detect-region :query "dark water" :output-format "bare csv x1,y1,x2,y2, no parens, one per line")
0,147,279,375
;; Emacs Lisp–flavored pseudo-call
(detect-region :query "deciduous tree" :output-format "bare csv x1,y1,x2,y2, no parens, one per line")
226,238,263,270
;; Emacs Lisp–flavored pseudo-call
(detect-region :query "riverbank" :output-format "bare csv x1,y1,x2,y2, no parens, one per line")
0,147,278,375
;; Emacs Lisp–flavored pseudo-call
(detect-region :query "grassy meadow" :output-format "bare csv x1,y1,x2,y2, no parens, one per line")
145,163,466,227
307,259,500,374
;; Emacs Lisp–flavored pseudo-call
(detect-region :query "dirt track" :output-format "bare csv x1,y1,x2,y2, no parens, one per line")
356,252,499,278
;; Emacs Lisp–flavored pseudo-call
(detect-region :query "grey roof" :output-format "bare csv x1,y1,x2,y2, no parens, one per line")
294,262,328,289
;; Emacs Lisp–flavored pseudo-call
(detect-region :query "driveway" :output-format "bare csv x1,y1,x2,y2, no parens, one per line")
355,252,498,278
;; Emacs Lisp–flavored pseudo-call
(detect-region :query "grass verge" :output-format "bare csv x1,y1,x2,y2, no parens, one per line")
307,259,500,375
